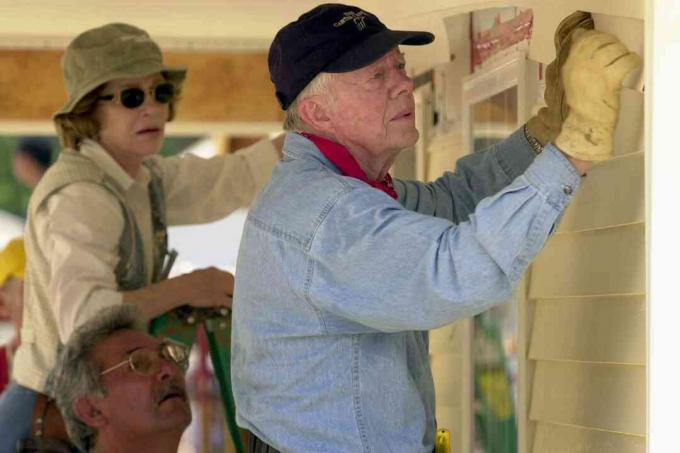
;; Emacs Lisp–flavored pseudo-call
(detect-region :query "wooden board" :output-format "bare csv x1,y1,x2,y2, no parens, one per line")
0,50,282,122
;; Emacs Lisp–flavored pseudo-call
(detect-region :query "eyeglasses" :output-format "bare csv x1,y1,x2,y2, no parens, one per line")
100,341,190,376
97,82,175,109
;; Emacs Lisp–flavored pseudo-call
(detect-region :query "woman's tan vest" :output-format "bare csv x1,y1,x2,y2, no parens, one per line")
13,149,168,392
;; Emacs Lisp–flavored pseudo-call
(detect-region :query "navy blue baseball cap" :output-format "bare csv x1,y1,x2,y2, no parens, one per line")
269,3,435,110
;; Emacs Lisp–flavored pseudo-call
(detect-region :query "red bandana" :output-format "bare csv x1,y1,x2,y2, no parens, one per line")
300,133,398,199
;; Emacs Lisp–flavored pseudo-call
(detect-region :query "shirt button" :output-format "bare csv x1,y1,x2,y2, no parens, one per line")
562,184,573,195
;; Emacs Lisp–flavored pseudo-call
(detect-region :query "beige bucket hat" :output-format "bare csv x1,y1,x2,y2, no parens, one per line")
54,23,186,117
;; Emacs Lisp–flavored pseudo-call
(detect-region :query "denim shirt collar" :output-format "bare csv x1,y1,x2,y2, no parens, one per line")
283,132,398,199
283,132,340,173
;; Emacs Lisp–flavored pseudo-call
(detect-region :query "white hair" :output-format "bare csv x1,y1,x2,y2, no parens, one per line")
283,72,334,132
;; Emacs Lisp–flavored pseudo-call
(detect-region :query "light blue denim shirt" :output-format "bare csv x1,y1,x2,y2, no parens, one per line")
232,128,581,452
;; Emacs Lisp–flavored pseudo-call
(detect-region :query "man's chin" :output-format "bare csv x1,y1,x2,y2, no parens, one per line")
410,128,420,145
160,402,192,431
396,128,419,149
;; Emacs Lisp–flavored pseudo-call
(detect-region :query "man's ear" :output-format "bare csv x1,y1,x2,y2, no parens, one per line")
73,395,108,429
298,96,334,135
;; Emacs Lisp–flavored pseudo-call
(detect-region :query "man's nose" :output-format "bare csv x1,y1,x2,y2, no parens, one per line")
390,70,414,99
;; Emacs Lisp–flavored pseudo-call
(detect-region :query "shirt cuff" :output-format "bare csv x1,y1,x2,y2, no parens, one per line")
495,126,539,181
523,144,582,211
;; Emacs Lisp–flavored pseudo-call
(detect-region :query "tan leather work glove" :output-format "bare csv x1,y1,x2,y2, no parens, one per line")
555,29,641,161
526,11,594,146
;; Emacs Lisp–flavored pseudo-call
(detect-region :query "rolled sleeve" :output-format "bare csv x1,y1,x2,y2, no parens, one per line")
159,138,279,226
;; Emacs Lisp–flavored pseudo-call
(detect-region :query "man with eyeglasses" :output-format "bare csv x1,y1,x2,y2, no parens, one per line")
50,304,191,453
232,4,640,452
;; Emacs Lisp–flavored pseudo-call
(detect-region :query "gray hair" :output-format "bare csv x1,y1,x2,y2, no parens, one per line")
48,304,146,452
283,72,334,132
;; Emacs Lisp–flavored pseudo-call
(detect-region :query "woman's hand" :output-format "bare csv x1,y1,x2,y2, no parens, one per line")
175,267,234,309
122,267,236,319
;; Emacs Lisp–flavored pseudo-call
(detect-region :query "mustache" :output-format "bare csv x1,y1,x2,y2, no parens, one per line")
155,378,188,404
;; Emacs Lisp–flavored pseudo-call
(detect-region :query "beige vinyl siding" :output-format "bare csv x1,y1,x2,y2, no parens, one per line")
525,87,645,452
530,361,645,433
532,423,645,452
529,296,645,365
530,223,645,297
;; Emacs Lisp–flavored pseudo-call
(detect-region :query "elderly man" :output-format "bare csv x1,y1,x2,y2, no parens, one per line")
49,305,190,453
232,4,639,452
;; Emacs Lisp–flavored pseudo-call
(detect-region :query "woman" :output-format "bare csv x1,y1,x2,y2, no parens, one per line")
0,23,280,451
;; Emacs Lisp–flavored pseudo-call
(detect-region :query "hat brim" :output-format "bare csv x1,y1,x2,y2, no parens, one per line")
54,61,187,118
325,29,434,73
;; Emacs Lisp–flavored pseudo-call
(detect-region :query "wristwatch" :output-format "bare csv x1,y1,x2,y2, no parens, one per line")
523,124,544,155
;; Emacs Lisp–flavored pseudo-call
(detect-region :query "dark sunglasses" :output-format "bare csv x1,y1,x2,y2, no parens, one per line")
98,82,175,109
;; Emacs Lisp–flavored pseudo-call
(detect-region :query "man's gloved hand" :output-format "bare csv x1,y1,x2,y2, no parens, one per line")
526,11,594,146
555,29,641,161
